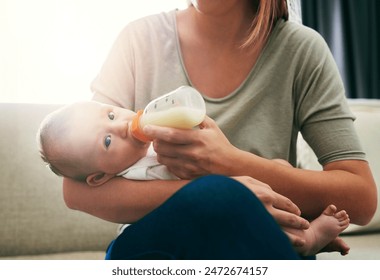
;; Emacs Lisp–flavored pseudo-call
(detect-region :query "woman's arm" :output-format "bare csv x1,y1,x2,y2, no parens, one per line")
143,117,377,225
229,150,377,225
63,177,186,224
62,174,310,240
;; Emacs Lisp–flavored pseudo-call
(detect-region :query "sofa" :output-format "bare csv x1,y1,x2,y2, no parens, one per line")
0,103,119,259
0,100,379,259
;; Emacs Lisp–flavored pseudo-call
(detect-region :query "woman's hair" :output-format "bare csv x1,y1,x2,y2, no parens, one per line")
186,0,289,48
243,0,289,48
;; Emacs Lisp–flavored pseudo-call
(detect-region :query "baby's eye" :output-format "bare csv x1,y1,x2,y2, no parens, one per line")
104,135,112,148
108,111,115,120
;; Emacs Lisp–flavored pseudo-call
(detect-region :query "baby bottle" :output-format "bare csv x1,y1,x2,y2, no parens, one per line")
131,86,206,142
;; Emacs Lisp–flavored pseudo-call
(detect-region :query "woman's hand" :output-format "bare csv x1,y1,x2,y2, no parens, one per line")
143,116,237,179
232,176,310,247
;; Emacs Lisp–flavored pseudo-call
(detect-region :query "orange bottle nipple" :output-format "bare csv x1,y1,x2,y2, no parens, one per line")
131,110,152,143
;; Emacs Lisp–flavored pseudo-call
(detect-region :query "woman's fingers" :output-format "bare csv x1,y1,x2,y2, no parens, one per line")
143,125,194,144
157,155,205,179
269,206,310,230
283,231,306,248
141,116,234,179
235,176,301,215
142,117,217,144
272,191,302,217
232,176,310,230
267,192,309,230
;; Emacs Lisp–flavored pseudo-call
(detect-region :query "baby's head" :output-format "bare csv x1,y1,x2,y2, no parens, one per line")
37,101,150,186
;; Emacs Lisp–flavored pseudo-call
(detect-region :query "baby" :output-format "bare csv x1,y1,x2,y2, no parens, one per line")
37,101,178,186
37,100,350,256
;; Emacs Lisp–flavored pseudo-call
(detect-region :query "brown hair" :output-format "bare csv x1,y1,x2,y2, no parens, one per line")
243,0,289,48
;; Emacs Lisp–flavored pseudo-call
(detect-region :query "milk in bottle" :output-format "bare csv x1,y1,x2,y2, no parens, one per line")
131,86,206,142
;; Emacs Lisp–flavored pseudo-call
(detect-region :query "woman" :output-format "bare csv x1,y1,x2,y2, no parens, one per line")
62,0,377,259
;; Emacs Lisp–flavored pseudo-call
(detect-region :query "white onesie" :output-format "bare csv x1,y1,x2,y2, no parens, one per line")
117,145,179,180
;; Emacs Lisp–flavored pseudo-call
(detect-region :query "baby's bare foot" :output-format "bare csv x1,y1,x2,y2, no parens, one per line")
297,205,350,256
321,237,350,256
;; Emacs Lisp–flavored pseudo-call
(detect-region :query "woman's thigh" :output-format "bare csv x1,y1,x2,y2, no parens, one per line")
106,175,300,260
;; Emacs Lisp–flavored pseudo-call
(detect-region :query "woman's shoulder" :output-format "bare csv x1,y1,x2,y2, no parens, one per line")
265,19,332,67
121,10,176,36
108,10,177,55
273,20,329,52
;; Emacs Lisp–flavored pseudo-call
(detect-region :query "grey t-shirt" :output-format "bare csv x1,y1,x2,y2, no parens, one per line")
91,10,365,167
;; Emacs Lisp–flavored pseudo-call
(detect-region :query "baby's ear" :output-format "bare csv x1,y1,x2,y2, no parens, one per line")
86,172,115,187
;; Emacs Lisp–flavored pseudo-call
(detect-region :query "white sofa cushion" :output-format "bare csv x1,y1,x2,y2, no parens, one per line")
297,99,380,233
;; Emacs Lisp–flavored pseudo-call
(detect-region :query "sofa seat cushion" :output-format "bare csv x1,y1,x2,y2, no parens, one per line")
0,251,106,260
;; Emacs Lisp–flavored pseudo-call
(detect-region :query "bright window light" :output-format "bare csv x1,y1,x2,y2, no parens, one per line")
0,0,187,104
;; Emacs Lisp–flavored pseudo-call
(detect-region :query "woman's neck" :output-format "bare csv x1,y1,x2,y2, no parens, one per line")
176,4,263,99
183,4,256,49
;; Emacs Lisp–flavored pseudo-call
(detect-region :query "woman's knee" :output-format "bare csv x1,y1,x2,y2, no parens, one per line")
174,175,260,220
182,174,251,199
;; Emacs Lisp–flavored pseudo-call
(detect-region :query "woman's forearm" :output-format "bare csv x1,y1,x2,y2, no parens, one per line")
143,121,377,225
62,177,188,224
227,149,377,225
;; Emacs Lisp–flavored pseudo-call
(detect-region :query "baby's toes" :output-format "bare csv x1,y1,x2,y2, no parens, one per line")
323,204,337,216
335,210,348,221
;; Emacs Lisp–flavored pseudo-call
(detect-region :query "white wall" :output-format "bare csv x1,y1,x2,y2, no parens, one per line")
0,0,187,104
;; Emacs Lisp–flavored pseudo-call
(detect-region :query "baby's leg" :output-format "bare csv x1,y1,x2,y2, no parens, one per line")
284,205,350,256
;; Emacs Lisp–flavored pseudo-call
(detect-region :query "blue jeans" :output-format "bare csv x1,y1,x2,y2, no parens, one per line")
105,175,301,260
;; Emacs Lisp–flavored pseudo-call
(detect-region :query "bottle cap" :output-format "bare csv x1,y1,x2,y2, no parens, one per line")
131,110,152,143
